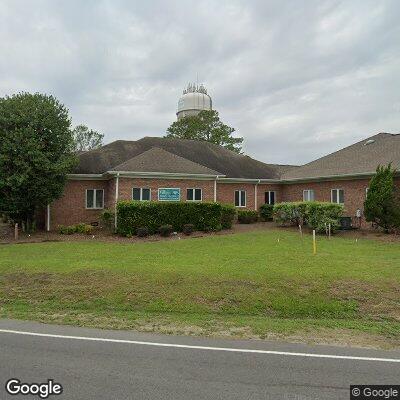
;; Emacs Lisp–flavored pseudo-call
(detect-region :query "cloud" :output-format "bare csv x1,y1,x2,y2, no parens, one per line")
0,0,399,164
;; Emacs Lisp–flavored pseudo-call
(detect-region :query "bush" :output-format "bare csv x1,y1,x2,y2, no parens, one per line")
259,203,274,221
273,202,308,226
220,204,236,229
75,223,94,235
116,202,229,236
159,224,173,237
237,210,259,224
58,223,93,235
305,202,343,233
100,209,114,229
273,202,343,233
136,227,149,237
182,223,194,235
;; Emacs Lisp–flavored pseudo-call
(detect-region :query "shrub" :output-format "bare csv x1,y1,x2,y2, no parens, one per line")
182,223,194,235
159,224,173,237
58,223,93,235
116,202,229,236
273,202,308,226
305,202,343,233
273,201,343,233
136,227,149,237
259,203,274,221
220,204,236,229
100,209,114,229
237,210,259,224
75,223,94,235
364,164,400,232
58,225,75,235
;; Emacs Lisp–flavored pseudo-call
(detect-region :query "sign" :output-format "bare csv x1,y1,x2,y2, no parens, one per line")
158,188,181,201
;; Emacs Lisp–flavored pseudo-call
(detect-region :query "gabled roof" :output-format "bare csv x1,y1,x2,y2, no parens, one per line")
282,133,400,180
110,147,221,175
76,136,293,179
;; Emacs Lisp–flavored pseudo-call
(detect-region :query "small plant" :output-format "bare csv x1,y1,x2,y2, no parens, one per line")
182,223,194,235
100,208,114,229
259,204,274,221
159,224,173,237
58,223,93,235
237,210,259,224
74,223,94,235
136,227,149,237
58,225,75,235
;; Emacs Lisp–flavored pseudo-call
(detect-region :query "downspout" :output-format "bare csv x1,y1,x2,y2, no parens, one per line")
254,179,260,211
214,176,219,202
46,204,50,232
114,173,120,231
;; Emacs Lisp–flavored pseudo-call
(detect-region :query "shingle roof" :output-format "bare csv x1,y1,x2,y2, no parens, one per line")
110,147,221,175
282,133,400,180
76,136,294,179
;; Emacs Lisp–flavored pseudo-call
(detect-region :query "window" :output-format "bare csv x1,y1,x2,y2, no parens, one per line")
132,187,151,201
365,187,369,198
265,191,276,205
303,189,315,201
331,189,344,204
86,189,104,209
187,188,202,201
235,190,246,207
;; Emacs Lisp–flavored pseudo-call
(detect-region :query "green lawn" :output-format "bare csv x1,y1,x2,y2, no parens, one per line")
1,229,399,346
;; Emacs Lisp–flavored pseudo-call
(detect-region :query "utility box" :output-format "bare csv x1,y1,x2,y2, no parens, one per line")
339,217,353,230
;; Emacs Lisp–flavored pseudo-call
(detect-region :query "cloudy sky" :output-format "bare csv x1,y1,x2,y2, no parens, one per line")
1,0,399,165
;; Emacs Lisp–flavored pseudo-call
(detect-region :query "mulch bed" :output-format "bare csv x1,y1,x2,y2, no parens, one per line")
1,221,399,245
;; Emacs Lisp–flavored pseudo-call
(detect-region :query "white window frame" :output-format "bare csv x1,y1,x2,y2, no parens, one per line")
265,191,276,205
303,189,315,202
186,188,202,202
85,189,104,210
331,188,344,204
365,187,369,198
235,190,246,208
132,187,151,201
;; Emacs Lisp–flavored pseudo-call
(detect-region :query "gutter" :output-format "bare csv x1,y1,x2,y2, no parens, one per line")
254,179,260,210
213,175,219,202
105,171,224,180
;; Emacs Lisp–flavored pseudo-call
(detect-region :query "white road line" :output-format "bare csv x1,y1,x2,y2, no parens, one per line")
0,328,399,363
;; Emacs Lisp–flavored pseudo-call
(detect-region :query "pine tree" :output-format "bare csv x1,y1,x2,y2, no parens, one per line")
364,164,400,232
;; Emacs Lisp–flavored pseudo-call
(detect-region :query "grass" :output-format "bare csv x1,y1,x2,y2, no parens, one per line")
0,229,399,347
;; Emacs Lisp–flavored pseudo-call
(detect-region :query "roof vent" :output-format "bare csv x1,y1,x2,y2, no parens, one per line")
364,139,375,146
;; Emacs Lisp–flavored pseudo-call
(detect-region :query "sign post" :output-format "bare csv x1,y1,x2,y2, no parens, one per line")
313,230,317,255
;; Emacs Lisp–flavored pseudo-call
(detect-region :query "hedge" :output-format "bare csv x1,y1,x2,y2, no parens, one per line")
273,201,344,233
259,203,274,221
116,201,236,236
237,210,258,224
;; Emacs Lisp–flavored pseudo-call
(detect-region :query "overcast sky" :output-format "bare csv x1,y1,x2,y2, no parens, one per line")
1,0,399,165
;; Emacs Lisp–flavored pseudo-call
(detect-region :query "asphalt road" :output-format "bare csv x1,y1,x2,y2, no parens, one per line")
0,320,399,400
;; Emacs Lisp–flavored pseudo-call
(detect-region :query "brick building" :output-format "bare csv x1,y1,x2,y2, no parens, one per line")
44,132,400,230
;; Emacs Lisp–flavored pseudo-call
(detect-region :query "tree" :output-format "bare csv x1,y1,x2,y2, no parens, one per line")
0,92,77,229
72,124,104,152
364,164,400,232
165,110,243,154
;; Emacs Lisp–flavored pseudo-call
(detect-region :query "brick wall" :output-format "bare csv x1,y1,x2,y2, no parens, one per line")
47,180,110,228
46,176,400,230
117,177,215,202
216,182,256,210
